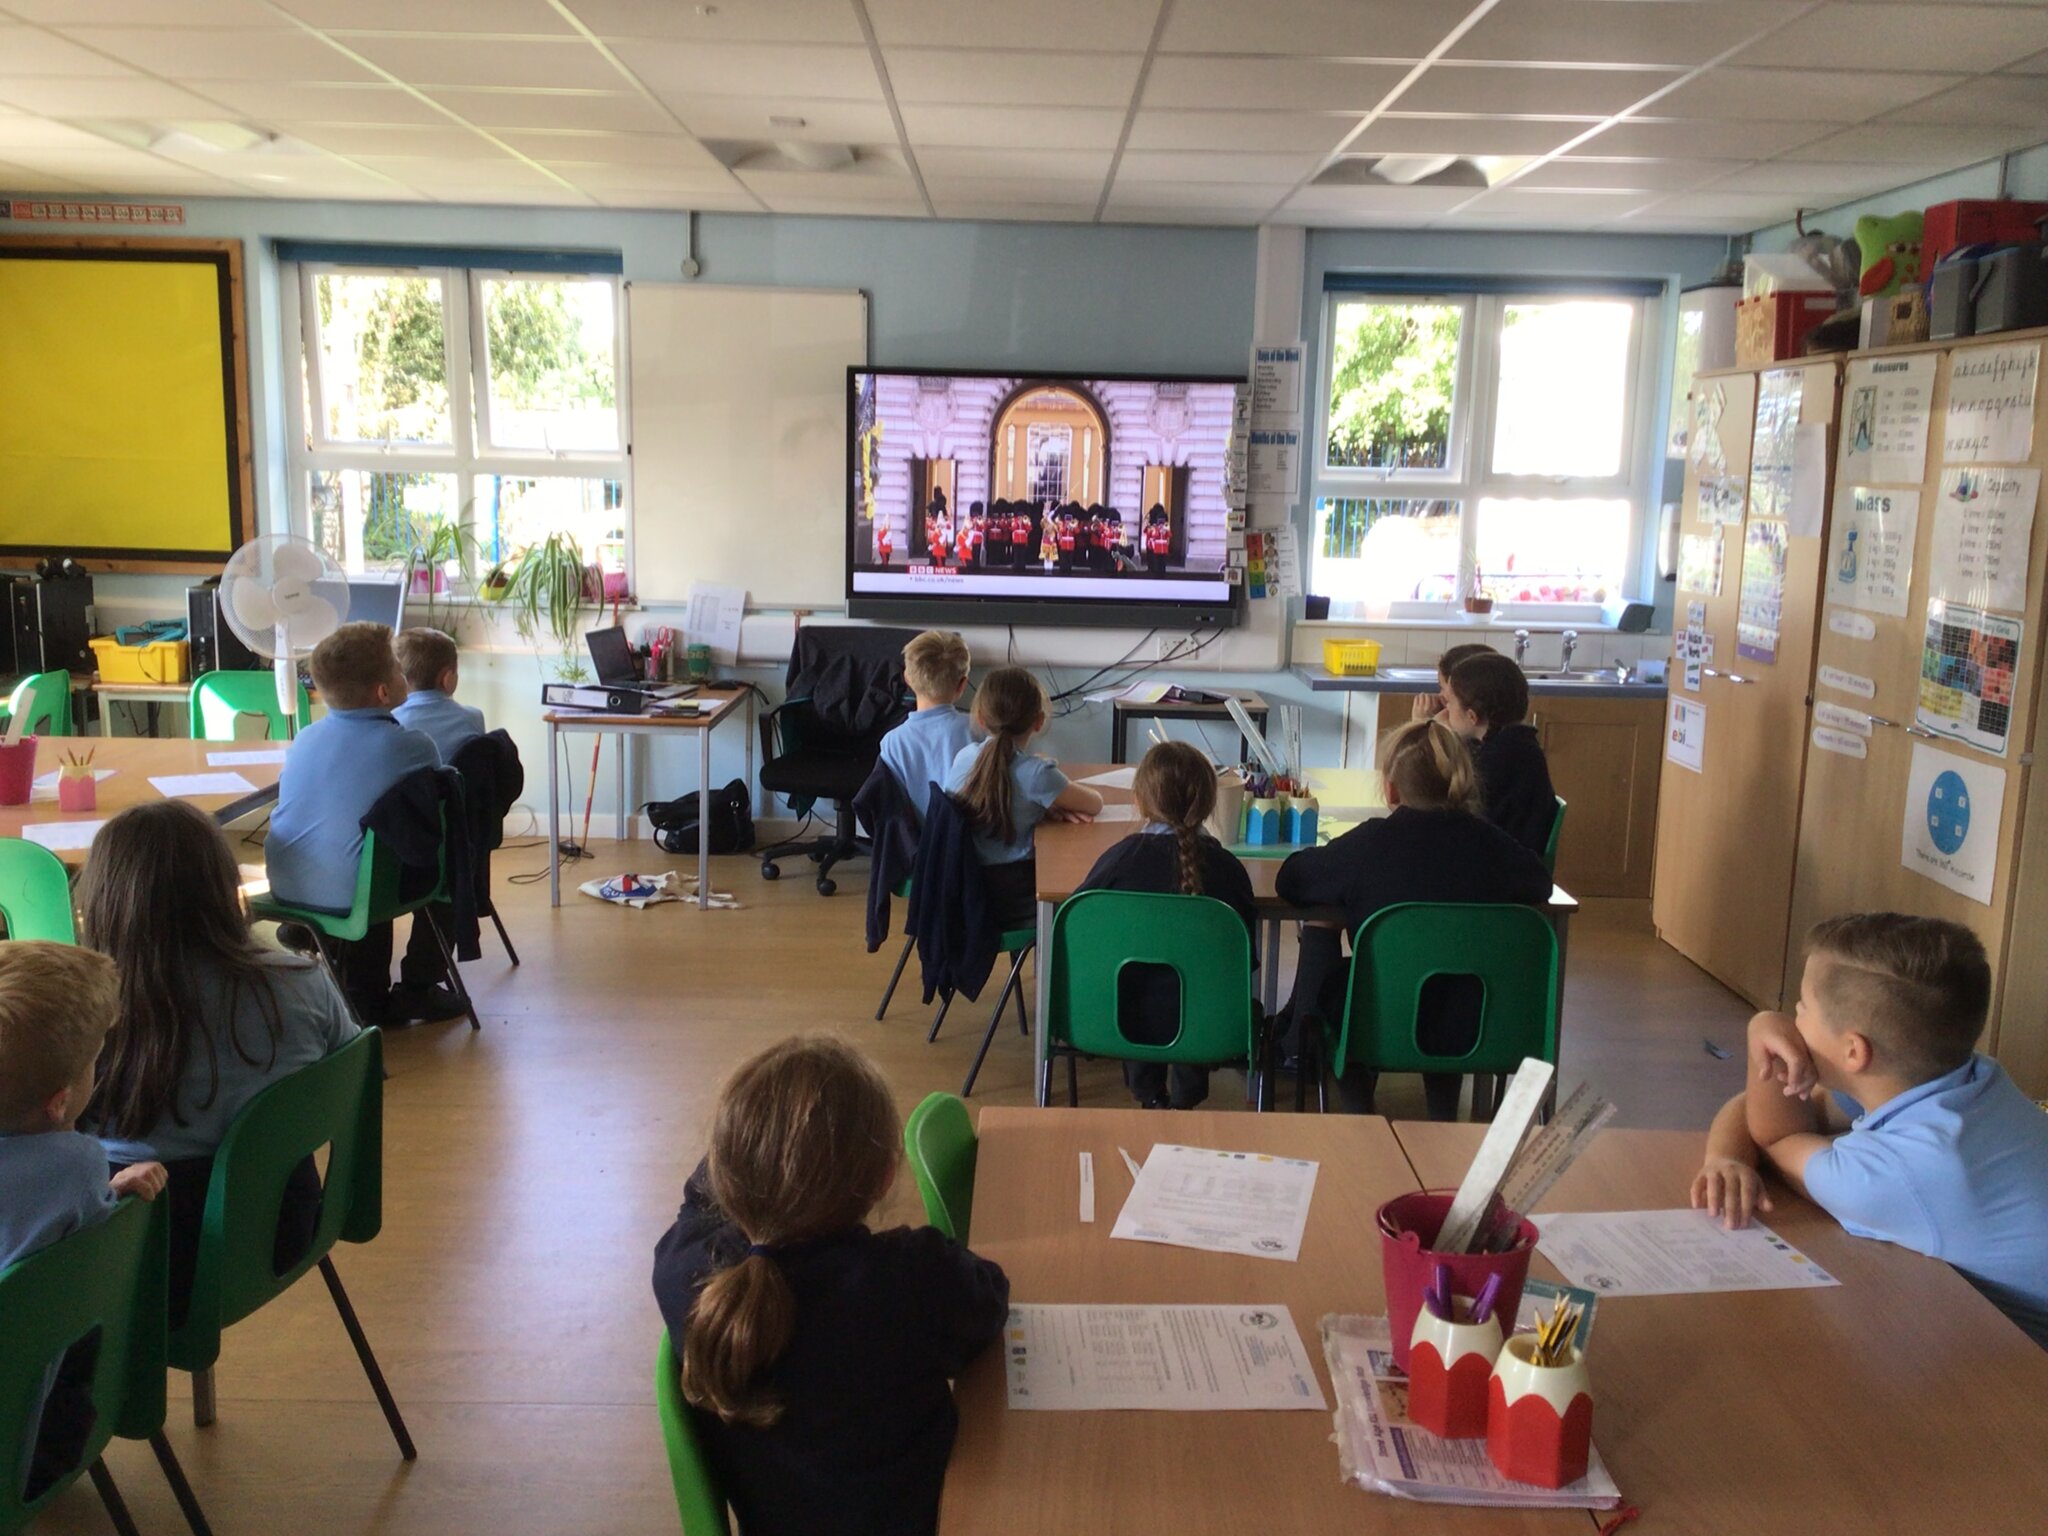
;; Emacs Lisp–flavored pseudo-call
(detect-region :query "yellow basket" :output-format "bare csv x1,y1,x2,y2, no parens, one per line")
1322,637,1382,677
90,635,190,685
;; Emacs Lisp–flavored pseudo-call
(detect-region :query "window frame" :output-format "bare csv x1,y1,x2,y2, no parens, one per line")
284,259,633,582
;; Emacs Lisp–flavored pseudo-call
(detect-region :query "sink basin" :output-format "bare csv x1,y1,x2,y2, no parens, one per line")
1375,666,1442,683
1368,664,1634,686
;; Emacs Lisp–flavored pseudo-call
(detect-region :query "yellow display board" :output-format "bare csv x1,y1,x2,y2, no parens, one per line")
0,241,251,565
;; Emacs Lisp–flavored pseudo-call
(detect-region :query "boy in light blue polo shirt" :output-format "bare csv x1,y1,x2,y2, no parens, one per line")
878,630,974,821
1694,912,2048,1348
393,626,487,763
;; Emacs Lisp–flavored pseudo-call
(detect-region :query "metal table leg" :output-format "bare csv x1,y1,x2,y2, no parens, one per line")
1033,896,1055,1105
698,723,712,910
548,718,562,907
616,729,628,844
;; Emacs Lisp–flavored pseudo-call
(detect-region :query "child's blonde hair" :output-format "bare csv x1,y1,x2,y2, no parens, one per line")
681,1036,900,1427
0,942,120,1129
393,627,459,693
309,621,399,710
1378,718,1482,814
902,630,969,700
957,666,1047,842
1132,741,1217,896
1804,913,1991,1083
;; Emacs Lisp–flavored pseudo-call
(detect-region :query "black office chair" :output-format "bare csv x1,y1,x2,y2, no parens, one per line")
757,625,919,895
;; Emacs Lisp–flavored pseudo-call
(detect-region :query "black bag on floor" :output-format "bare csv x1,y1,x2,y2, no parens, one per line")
646,779,756,855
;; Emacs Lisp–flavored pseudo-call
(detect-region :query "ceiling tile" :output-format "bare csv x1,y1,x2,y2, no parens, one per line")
0,78,234,117
424,88,676,132
1608,212,1755,234
194,81,448,125
932,200,1096,223
53,26,376,83
617,41,881,100
1398,64,1680,117
1143,56,1408,111
866,0,1160,51
1115,149,1322,183
902,104,1125,149
1124,110,1361,153
360,156,586,191
915,146,1115,179
1106,205,1265,226
922,175,1103,204
574,0,863,44
0,146,242,187
1280,183,1477,215
1788,123,2039,163
1515,156,1737,192
0,26,136,77
886,48,1142,108
281,122,509,159
1585,117,1829,158
1884,76,2048,128
340,36,625,91
1735,5,2048,73
2008,50,2048,75
495,129,722,169
665,97,897,141
1653,189,1806,218
542,161,742,193
8,2,278,22
294,1,578,32
1705,159,1945,195
1653,67,1966,123
1452,1,1800,68
750,194,928,218
735,164,920,202
1351,114,1592,156
590,186,761,210
0,157,87,191
1160,0,1460,58
1466,187,1660,218
0,117,138,153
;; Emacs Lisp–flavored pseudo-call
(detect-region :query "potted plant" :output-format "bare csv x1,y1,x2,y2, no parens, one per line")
492,531,594,679
408,517,484,637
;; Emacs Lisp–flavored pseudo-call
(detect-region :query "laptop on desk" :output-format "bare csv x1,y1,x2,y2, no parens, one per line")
586,626,691,701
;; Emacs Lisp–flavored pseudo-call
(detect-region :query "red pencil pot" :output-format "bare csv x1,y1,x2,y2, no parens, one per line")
1406,1302,1503,1439
56,769,96,812
1486,1333,1593,1489
1377,1190,1537,1371
0,738,36,807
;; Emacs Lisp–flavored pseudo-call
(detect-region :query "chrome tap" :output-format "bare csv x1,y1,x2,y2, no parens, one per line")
1560,630,1580,674
1513,628,1532,666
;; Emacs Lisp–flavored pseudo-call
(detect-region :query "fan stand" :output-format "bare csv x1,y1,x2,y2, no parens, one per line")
275,644,301,739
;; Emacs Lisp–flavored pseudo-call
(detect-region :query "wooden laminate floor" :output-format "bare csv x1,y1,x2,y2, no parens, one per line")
38,841,1755,1536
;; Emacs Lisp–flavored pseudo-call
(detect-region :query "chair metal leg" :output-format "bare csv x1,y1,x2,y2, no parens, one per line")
489,908,520,967
926,988,954,1043
191,1365,216,1428
876,933,915,1021
1066,1050,1078,1108
149,1430,216,1536
961,949,1029,1098
88,1458,142,1536
319,1256,417,1461
304,931,363,1034
1013,965,1030,1037
424,909,482,1033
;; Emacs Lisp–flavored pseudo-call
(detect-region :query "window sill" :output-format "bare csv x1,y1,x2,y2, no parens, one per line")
1295,616,1630,635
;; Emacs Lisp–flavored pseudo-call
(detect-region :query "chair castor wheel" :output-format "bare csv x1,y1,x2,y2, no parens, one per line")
816,877,836,896
761,862,780,881
807,848,826,863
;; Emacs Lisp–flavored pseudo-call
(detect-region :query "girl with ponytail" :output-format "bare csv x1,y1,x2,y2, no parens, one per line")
1077,741,1257,1109
1276,717,1552,1119
652,1036,1008,1536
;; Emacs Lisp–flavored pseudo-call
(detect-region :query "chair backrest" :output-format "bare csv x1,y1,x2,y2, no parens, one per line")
0,838,75,941
1047,890,1256,1067
655,1331,732,1536
1333,902,1559,1079
169,1028,384,1373
1542,796,1567,873
903,1092,977,1242
0,1198,167,1527
188,669,311,742
3,672,72,738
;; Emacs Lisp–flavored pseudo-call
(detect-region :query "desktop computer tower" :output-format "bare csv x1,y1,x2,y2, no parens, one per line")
9,575,94,675
188,583,258,675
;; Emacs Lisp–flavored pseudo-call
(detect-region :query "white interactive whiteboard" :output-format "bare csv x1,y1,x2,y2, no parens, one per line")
627,282,868,607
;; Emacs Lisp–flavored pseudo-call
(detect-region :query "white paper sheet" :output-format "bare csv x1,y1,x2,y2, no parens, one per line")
1078,1153,1095,1224
1118,1146,1143,1180
1901,741,2006,906
206,748,287,767
1929,466,2039,613
1537,1210,1839,1296
1076,766,1138,789
22,820,107,852
1825,487,1918,618
1247,429,1299,496
1665,697,1706,773
1111,1143,1318,1262
1787,423,1830,538
1090,803,1139,822
1842,353,1935,485
1004,1304,1326,1412
1942,342,2038,464
148,772,258,798
1250,342,1304,422
683,581,747,667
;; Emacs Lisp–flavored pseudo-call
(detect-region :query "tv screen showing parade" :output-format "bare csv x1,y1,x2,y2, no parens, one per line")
846,368,1244,627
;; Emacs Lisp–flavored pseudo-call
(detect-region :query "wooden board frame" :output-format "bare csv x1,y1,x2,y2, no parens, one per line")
0,233,256,572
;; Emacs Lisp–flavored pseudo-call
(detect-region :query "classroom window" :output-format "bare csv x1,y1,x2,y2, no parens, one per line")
1312,287,1651,615
287,262,630,582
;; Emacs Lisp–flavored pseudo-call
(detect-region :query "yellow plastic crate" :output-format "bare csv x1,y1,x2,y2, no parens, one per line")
1322,637,1382,677
90,635,190,685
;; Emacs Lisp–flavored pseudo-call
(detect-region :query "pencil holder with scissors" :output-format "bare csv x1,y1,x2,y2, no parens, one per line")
1377,1190,1537,1372
1407,1295,1504,1439
1486,1333,1593,1489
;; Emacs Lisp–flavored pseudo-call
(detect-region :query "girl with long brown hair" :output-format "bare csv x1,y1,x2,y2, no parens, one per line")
1276,718,1551,1118
651,1036,1008,1536
79,799,358,1317
941,665,1103,924
1076,740,1258,1108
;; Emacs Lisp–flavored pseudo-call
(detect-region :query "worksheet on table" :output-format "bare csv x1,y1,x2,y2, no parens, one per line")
1004,1304,1325,1411
1111,1143,1318,1262
148,772,257,797
1537,1210,1839,1296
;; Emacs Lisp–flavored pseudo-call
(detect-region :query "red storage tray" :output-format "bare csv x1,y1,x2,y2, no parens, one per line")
1923,199,2048,270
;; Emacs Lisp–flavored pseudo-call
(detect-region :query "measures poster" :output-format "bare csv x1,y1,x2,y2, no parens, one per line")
1842,353,1935,486
1917,599,2021,756
1825,487,1917,618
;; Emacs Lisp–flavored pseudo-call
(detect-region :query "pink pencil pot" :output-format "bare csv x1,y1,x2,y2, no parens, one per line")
0,738,36,807
1487,1334,1593,1488
1378,1189,1537,1372
56,770,97,812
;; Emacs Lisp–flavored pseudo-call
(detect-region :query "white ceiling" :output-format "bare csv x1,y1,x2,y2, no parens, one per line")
0,0,2044,233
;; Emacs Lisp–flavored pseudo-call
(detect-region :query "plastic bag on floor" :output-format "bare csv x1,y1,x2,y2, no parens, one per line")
578,870,741,909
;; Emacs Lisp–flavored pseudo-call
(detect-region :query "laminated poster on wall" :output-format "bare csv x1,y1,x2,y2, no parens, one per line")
1824,487,1918,618
1248,429,1299,497
1680,600,1708,692
1678,531,1723,597
1695,474,1747,527
1737,518,1788,663
1842,353,1935,487
1901,741,2006,907
1747,369,1803,524
1666,696,1706,773
1250,343,1304,425
1917,600,2021,757
1690,382,1727,472
1928,466,2040,615
1942,342,2038,465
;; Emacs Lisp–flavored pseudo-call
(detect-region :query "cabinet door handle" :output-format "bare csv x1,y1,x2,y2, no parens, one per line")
1702,667,1756,685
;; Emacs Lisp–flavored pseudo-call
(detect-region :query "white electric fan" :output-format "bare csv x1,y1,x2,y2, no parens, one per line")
219,535,349,735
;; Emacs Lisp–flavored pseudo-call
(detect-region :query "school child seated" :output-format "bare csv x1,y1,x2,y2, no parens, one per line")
942,666,1103,925
392,626,487,762
878,631,975,821
1693,913,2048,1349
1078,741,1256,1110
79,801,360,1322
0,942,167,1499
1410,642,1496,721
1275,718,1553,1118
652,1036,1010,1536
1442,650,1558,856
265,621,444,1023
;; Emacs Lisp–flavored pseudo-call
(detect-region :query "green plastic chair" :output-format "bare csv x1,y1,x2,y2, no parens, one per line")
1316,902,1560,1116
1044,890,1257,1109
936,923,1037,1099
167,1027,416,1461
187,669,311,742
2,671,72,738
875,878,916,1022
1542,796,1567,873
903,1092,977,1242
654,1332,732,1536
248,821,481,1032
0,1197,213,1536
0,838,74,942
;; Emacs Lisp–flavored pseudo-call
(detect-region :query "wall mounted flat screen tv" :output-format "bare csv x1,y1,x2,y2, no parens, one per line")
846,368,1244,629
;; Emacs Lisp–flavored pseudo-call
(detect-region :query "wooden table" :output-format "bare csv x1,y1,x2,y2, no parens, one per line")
91,678,191,736
543,687,754,909
1027,765,1579,1104
939,1107,1578,1535
0,737,283,864
1392,1123,2048,1533
1110,688,1268,765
